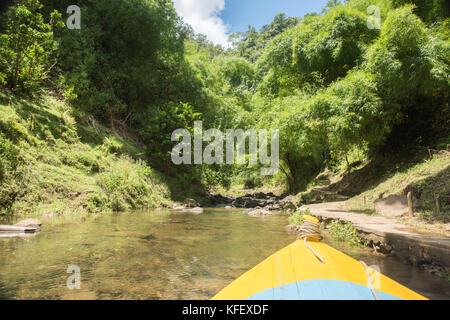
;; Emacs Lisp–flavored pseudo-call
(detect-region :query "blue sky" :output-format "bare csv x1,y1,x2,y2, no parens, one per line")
172,0,330,46
219,0,329,33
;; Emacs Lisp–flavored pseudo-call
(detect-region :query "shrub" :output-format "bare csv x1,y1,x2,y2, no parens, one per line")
102,137,123,155
0,136,23,212
328,220,366,247
97,157,170,212
0,136,20,181
288,209,310,226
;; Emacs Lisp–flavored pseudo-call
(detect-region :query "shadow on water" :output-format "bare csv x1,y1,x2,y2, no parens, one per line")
0,208,448,300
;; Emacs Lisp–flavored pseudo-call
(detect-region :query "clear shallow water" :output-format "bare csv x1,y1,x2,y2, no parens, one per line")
0,208,449,300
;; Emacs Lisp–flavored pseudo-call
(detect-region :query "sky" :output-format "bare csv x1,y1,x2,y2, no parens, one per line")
172,0,330,47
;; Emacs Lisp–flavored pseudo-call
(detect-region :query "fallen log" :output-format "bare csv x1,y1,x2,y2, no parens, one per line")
0,232,37,238
0,225,38,233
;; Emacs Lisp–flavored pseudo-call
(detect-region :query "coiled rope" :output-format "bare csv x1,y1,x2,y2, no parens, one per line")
296,215,381,300
296,216,326,264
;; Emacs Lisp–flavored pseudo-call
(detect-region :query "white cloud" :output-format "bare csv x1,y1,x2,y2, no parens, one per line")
172,0,231,47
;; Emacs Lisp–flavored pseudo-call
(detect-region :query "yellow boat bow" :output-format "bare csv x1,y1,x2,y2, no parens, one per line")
212,216,427,300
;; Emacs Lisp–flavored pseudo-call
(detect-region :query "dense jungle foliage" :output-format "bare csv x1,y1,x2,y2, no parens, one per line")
0,0,448,216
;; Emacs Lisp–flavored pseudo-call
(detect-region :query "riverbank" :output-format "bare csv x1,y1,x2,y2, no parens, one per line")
0,92,179,221
210,190,450,279
295,202,450,278
295,151,450,223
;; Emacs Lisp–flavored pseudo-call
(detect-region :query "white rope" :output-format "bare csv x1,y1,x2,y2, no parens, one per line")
296,217,381,299
297,220,326,264
360,261,380,300
303,237,326,264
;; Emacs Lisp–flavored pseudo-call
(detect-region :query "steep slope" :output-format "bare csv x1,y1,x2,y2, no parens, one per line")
0,92,173,220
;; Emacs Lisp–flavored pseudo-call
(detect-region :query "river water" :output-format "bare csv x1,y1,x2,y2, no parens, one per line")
0,208,449,300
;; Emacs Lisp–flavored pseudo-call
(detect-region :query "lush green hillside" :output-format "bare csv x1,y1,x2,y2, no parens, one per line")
346,153,450,223
0,0,448,222
0,92,174,219
295,149,449,223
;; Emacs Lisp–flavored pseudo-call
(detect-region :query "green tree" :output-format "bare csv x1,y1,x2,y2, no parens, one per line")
229,13,299,62
256,6,379,96
323,71,388,159
365,5,449,149
392,0,449,23
0,0,63,93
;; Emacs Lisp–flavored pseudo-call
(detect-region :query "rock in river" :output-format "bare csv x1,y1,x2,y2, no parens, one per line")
248,209,272,217
285,225,301,233
182,207,204,214
172,204,185,211
232,197,259,208
184,198,201,208
15,219,42,229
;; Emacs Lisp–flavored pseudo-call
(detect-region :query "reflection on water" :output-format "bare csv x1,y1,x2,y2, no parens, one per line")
0,208,449,300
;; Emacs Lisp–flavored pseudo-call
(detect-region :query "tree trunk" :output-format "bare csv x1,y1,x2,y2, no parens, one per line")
11,52,23,89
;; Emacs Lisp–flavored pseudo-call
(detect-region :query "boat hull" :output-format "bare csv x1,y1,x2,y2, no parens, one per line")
212,239,427,300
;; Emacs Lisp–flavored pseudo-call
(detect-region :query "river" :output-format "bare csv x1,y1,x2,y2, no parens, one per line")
0,208,449,300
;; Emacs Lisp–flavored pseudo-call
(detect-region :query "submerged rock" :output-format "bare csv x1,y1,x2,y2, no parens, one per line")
142,234,156,241
171,204,184,211
182,207,204,214
285,225,300,233
248,209,272,217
